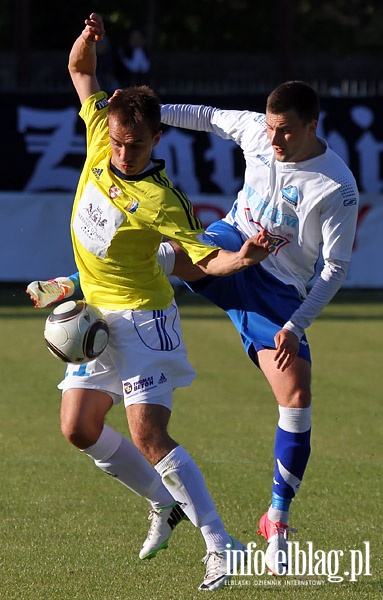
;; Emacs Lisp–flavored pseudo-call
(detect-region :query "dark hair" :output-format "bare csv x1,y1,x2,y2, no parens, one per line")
107,86,161,136
266,81,320,123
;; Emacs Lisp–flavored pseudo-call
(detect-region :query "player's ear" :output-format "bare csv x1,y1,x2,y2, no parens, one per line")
152,130,162,148
108,89,123,103
308,119,318,135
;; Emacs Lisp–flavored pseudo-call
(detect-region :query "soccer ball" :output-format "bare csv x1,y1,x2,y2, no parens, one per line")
44,300,109,364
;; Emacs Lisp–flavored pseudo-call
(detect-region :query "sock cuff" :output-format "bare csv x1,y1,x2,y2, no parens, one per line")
83,424,122,461
155,445,191,475
278,406,312,433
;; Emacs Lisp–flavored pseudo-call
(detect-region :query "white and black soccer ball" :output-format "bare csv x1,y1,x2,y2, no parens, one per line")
44,300,109,364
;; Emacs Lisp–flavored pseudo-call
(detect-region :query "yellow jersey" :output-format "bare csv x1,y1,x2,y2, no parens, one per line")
71,91,218,310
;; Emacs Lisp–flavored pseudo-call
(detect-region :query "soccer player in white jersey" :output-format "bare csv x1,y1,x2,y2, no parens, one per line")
30,12,274,592
157,82,359,575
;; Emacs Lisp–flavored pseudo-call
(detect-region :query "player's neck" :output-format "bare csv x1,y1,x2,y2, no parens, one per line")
310,137,326,159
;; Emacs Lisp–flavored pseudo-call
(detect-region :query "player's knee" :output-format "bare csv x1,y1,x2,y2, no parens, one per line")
60,413,102,449
130,425,173,461
297,389,311,407
282,389,311,408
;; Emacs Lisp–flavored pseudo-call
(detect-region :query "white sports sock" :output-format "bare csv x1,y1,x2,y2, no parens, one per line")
268,507,289,525
278,405,312,433
155,445,231,550
84,425,174,509
201,520,232,552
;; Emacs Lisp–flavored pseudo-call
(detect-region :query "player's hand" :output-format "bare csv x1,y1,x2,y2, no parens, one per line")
26,278,75,308
82,13,105,43
240,231,274,265
273,328,300,371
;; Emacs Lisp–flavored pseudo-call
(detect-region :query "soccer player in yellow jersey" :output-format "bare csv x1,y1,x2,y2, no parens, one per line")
43,12,272,591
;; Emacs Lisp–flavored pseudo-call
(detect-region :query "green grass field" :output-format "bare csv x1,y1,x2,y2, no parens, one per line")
0,286,382,600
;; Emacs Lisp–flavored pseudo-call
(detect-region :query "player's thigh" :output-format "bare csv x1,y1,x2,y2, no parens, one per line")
257,348,312,408
126,402,172,443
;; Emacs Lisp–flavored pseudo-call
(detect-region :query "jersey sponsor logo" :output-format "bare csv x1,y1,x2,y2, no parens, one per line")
244,200,298,229
125,197,139,213
91,167,103,180
281,185,299,206
109,185,121,199
343,198,357,206
73,183,125,258
85,203,108,229
249,198,299,228
95,98,109,111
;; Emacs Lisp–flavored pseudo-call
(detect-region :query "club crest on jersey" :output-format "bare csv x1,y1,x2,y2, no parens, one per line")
254,222,290,254
91,167,103,180
109,185,121,199
281,185,299,206
125,197,139,213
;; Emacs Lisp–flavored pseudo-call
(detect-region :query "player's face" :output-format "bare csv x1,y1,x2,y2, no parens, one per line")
108,117,162,176
266,109,317,163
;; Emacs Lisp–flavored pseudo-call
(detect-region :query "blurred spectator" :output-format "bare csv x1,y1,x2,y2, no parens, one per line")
118,28,151,86
96,34,121,94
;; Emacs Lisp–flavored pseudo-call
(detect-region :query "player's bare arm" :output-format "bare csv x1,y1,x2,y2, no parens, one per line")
169,232,273,281
199,232,273,276
68,12,104,104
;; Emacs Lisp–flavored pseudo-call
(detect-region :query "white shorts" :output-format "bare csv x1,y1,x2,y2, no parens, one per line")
58,302,196,409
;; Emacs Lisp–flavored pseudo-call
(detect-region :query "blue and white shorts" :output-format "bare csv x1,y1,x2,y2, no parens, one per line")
58,302,196,409
185,220,311,366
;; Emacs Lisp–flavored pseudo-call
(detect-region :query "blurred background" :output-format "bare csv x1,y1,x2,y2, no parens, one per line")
1,0,382,288
2,0,383,95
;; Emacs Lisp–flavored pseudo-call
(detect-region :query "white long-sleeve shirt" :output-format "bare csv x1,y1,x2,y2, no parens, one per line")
161,103,359,337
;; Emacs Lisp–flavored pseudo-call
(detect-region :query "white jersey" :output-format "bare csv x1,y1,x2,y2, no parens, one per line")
161,104,359,300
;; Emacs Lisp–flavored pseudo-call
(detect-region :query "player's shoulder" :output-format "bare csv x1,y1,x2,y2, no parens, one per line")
80,91,109,119
217,108,267,150
318,147,359,206
79,92,109,155
324,146,358,186
218,108,266,128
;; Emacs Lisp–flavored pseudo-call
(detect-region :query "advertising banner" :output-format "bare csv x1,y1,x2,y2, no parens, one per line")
1,93,382,286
